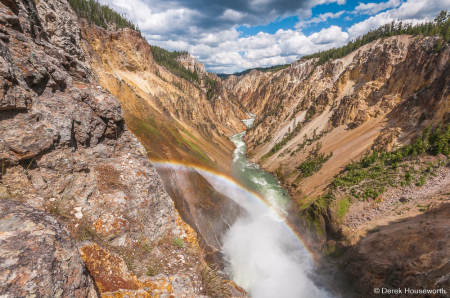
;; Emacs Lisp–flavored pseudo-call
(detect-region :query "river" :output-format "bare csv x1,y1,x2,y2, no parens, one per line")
219,114,332,298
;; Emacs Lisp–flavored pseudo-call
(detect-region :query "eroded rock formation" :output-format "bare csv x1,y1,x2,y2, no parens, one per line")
177,53,205,73
79,20,247,170
224,35,450,297
78,19,250,267
0,0,246,296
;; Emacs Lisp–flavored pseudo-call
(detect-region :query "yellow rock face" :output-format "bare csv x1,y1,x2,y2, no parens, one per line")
79,19,248,173
223,35,450,201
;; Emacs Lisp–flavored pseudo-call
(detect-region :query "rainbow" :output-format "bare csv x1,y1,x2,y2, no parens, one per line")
149,160,318,263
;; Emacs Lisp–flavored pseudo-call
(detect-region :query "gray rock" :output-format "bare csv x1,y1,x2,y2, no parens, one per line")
34,0,85,60
0,199,97,298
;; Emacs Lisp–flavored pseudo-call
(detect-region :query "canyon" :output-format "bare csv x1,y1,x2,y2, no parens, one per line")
1,0,450,296
223,34,450,296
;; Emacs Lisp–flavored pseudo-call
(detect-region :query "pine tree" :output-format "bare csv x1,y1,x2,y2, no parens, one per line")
435,10,449,26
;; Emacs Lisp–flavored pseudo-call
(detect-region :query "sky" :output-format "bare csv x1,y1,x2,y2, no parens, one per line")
97,0,450,73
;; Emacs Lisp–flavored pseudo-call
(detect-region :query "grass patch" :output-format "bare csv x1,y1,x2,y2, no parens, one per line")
74,220,104,243
337,197,351,221
130,115,163,140
417,205,428,212
145,265,160,276
172,237,184,248
47,197,72,220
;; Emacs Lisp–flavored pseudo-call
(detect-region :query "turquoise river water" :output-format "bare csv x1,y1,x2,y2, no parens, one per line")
212,114,333,298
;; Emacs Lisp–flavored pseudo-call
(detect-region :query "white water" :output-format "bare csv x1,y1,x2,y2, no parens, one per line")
207,114,333,298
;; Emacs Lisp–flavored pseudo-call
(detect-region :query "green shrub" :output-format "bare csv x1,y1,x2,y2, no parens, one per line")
297,151,333,177
416,176,426,186
146,265,160,276
172,237,184,248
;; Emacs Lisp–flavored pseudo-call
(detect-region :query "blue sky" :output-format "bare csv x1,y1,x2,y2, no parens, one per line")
236,1,372,37
98,0,449,73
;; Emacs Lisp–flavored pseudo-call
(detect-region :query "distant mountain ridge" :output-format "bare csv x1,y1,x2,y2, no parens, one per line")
217,63,290,78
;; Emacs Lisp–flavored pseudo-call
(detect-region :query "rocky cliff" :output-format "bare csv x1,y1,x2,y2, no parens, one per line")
177,53,205,73
79,20,247,171
78,19,249,267
0,0,247,296
224,35,450,297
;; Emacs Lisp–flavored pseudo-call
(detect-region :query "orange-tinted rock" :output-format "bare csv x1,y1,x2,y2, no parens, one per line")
100,289,152,298
80,243,141,293
79,243,213,298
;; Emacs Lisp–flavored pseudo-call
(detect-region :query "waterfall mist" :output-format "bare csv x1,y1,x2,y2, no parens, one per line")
200,118,333,297
207,177,331,298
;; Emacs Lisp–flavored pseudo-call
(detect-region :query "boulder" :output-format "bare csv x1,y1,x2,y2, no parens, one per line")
0,199,97,298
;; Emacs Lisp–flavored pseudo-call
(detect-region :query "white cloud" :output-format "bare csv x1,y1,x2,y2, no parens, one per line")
295,11,345,28
95,0,450,73
309,25,349,44
220,9,253,23
353,0,403,15
188,27,350,73
348,0,450,38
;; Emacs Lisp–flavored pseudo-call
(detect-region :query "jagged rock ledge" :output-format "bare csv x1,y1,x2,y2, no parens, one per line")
0,0,249,296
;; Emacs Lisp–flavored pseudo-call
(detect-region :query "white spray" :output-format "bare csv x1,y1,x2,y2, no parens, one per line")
202,114,332,298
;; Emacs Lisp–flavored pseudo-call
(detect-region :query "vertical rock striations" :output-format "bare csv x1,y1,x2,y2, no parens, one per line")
224,34,450,298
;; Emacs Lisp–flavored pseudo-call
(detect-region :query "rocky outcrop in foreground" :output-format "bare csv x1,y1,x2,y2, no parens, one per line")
0,0,245,296
0,199,97,298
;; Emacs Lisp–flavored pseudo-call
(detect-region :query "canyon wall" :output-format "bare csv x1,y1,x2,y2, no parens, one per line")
80,21,247,171
225,35,450,297
79,20,250,265
225,35,450,200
